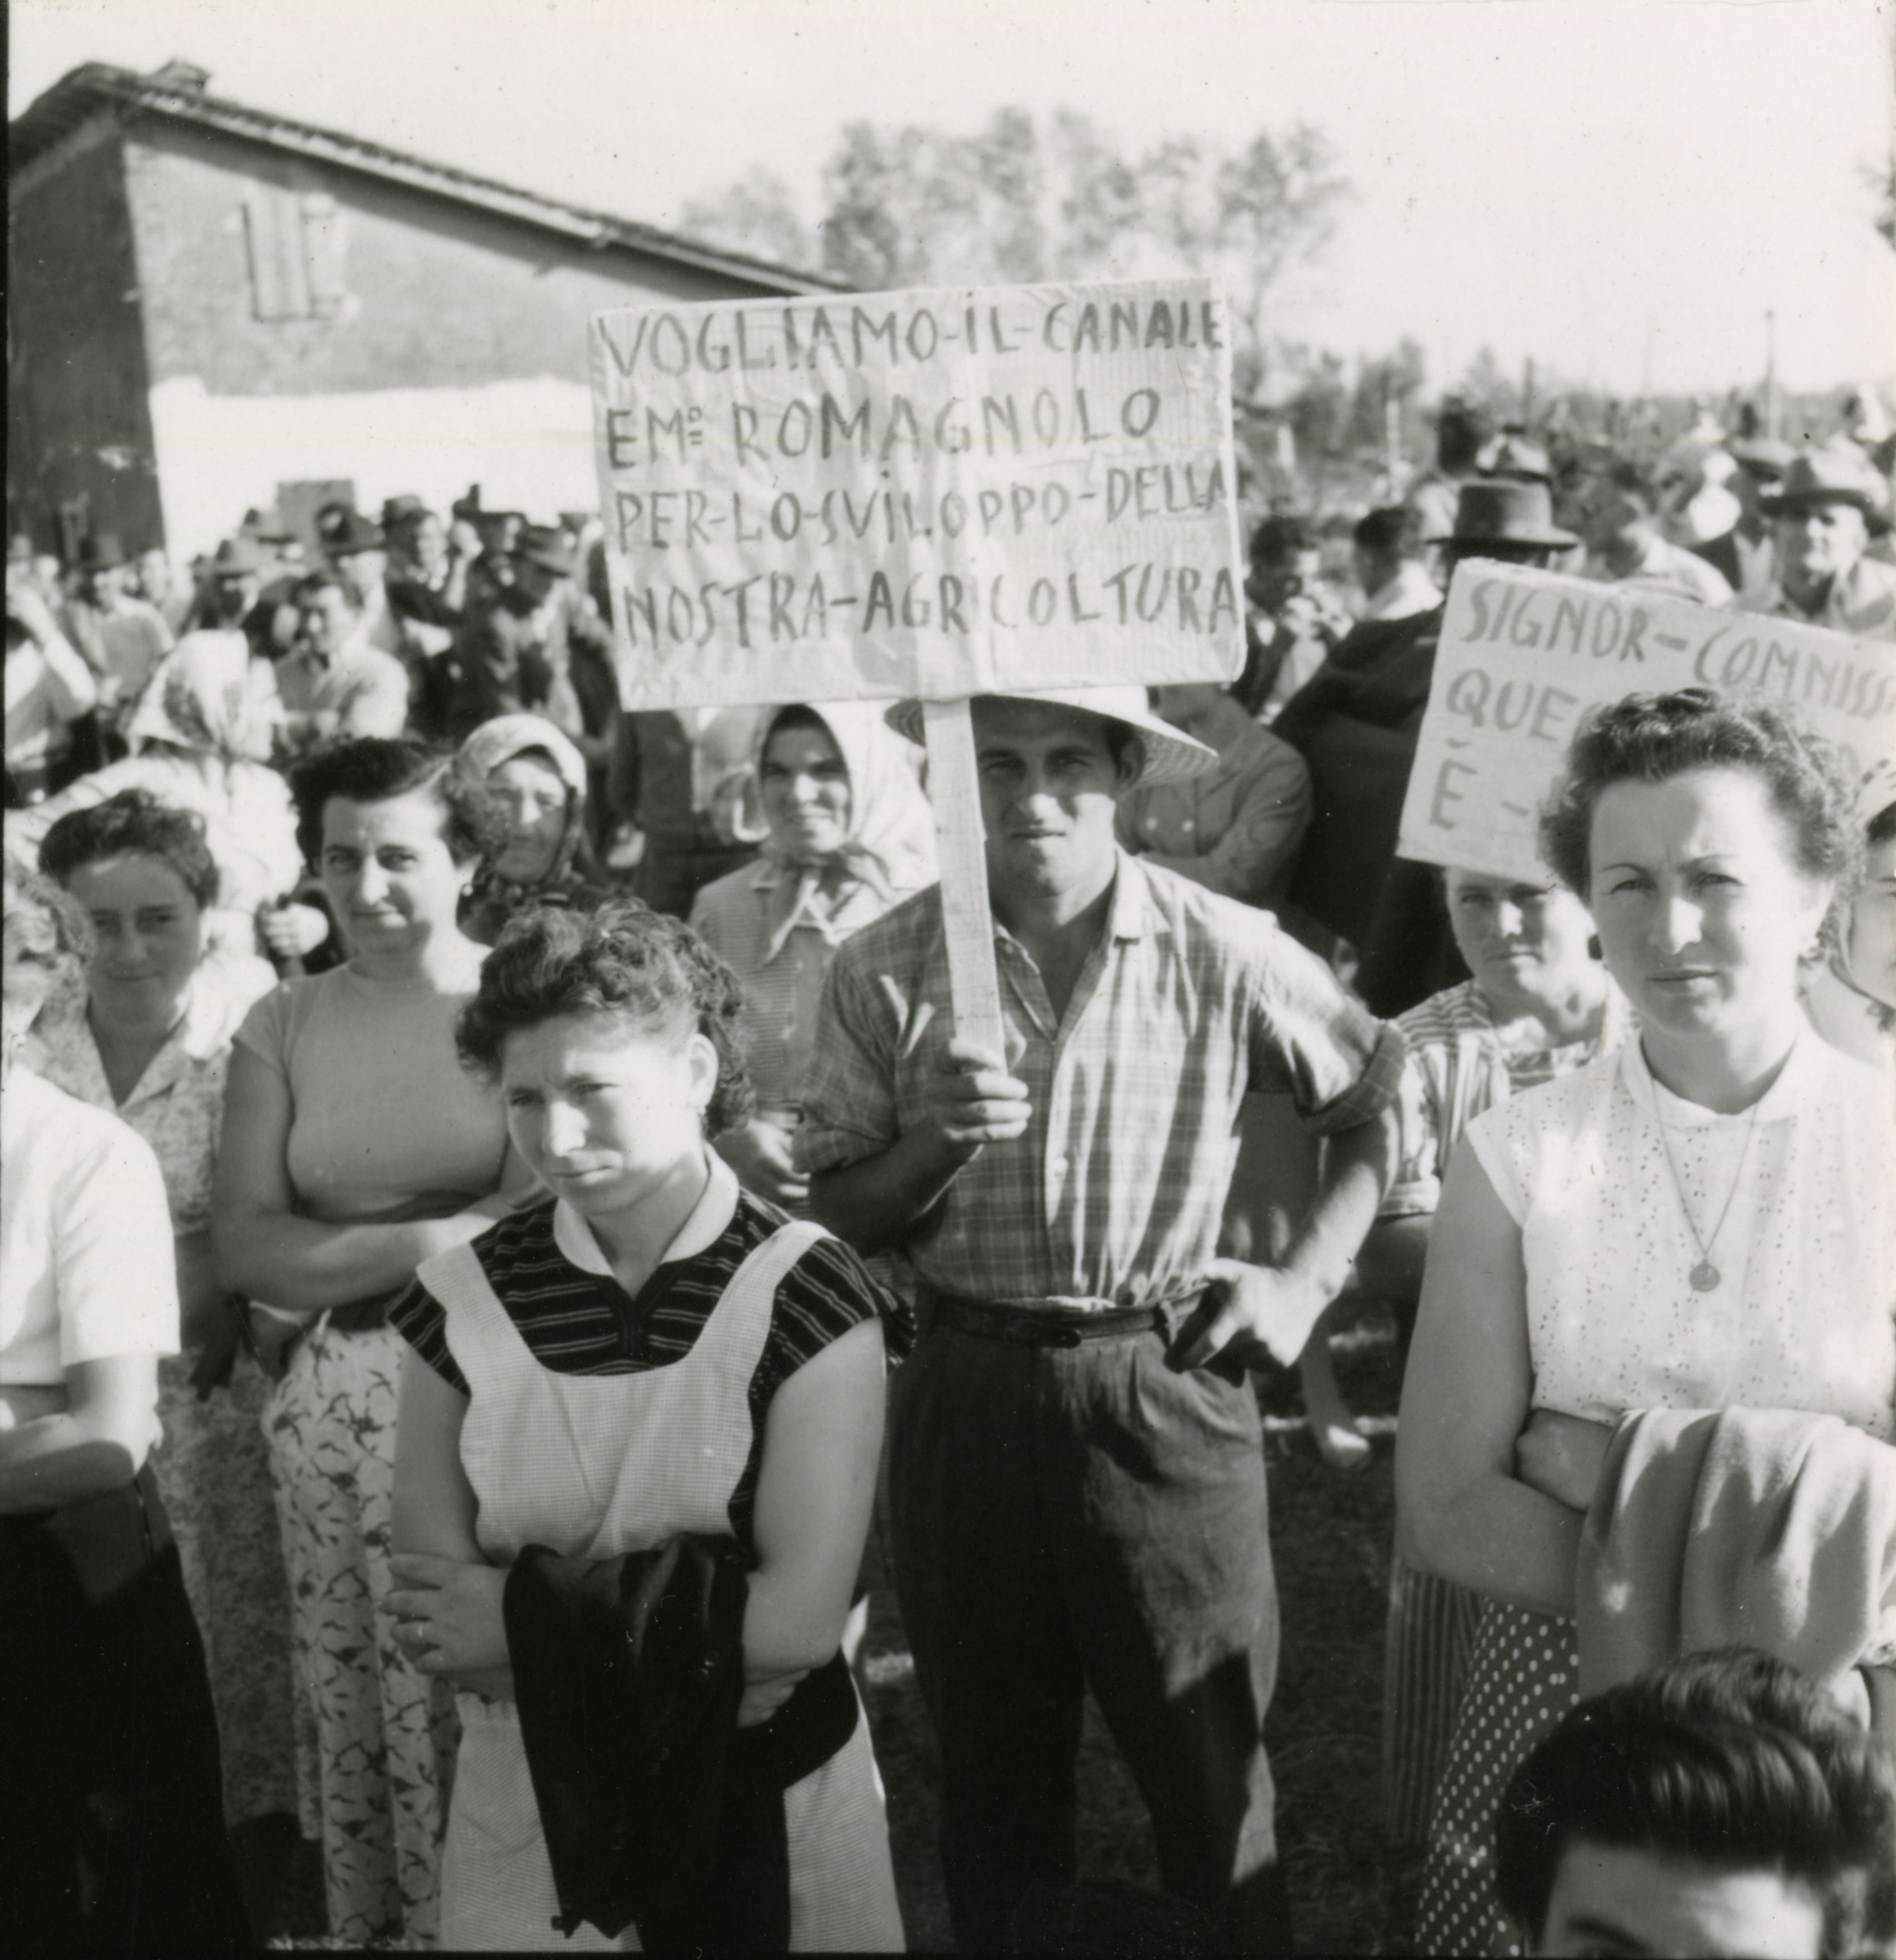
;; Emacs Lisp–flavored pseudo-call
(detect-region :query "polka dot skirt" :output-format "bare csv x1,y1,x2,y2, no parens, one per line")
1415,1602,1580,1957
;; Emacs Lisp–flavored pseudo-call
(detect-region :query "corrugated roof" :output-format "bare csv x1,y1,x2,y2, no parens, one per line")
9,61,843,297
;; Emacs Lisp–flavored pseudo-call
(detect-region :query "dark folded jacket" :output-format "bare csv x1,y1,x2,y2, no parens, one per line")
502,1534,857,1950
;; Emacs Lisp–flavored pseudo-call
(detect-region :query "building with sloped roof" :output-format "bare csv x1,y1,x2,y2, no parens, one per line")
9,60,836,559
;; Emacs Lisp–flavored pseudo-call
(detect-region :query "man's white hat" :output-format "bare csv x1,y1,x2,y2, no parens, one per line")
885,687,1220,789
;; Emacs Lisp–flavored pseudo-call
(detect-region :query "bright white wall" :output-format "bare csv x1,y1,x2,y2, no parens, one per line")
147,373,600,559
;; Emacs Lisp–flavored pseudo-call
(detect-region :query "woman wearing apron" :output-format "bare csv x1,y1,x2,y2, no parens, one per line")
386,896,904,1950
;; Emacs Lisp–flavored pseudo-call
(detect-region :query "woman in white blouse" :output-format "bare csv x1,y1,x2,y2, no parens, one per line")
1397,688,1895,1954
2,865,248,1951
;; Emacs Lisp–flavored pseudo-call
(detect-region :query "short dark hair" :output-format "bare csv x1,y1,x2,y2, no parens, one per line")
1353,505,1422,558
1437,401,1495,472
291,737,490,869
968,696,1145,786
3,862,96,982
38,787,221,909
1249,514,1313,566
1495,1648,1896,1958
1866,800,1896,851
1539,690,1860,935
293,568,353,610
456,898,754,1136
762,703,838,755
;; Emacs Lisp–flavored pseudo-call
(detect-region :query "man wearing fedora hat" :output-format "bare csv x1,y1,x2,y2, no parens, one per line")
801,687,1402,1951
319,503,458,692
1274,480,1579,1018
424,524,578,742
1758,445,1896,641
60,532,174,754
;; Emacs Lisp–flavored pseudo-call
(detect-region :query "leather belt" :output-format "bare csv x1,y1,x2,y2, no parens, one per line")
924,1290,1198,1350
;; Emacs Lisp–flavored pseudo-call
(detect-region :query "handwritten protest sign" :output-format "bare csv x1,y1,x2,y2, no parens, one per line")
589,278,1245,1053
589,279,1244,707
1399,562,1896,882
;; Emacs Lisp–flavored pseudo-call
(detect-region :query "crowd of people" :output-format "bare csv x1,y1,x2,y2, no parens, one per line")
4,398,1895,1960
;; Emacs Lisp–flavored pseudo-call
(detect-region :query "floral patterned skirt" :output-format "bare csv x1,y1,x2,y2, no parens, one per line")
152,1347,307,1828
264,1320,459,1947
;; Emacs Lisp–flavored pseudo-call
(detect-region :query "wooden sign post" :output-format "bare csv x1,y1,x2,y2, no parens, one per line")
589,278,1246,1041
1398,562,1896,881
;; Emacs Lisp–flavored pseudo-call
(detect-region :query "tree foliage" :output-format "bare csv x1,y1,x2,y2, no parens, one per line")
677,108,1348,394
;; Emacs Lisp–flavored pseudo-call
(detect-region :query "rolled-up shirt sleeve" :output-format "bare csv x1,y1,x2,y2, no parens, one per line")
1240,917,1405,1135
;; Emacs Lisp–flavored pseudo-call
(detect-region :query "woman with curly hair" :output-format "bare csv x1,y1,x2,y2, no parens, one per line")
211,736,535,1945
386,898,904,1950
1397,688,1896,1952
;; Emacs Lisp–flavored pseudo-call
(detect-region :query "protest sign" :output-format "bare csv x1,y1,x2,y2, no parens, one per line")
1398,563,1896,882
589,278,1245,1051
589,279,1245,706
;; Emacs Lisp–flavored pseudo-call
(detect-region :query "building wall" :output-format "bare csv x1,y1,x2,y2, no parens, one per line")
117,119,783,556
8,115,165,554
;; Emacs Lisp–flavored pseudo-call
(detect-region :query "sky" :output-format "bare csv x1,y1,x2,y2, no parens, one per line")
12,0,1895,401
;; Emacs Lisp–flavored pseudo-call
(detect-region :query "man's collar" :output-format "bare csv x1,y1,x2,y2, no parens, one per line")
1106,848,1149,940
551,1149,740,1278
985,847,1147,953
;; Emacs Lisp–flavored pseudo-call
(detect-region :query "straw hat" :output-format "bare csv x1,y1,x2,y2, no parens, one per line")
884,686,1218,789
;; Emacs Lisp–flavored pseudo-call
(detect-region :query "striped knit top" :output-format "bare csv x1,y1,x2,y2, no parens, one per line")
390,1187,908,1544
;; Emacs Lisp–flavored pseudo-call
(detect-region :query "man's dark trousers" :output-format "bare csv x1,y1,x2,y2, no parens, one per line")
889,1312,1292,1953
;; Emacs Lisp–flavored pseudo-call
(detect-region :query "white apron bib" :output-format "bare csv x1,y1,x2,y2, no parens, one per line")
422,1214,902,1951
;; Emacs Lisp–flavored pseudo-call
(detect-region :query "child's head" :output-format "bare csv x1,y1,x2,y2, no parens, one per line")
1496,1649,1896,1959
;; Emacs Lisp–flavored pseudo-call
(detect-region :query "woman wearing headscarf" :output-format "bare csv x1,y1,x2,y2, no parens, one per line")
690,702,934,1210
455,713,611,948
4,630,325,968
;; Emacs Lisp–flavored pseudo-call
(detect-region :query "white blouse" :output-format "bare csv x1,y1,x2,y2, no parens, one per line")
1468,1032,1896,1437
1,1067,179,1385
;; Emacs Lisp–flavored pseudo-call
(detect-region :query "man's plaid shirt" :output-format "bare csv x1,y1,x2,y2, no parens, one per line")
798,851,1405,1307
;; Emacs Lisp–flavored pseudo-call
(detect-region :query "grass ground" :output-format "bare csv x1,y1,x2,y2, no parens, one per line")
274,1316,1405,1952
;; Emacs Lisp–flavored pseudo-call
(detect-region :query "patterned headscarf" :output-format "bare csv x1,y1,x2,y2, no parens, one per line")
754,702,935,962
455,713,593,909
125,630,275,766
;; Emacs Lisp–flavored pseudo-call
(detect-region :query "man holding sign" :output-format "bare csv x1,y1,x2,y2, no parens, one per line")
799,684,1402,1951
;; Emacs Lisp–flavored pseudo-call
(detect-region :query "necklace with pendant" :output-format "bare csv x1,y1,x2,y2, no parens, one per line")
1653,1093,1763,1292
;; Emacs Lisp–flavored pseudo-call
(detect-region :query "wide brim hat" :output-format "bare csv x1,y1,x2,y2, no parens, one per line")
1428,478,1578,550
885,686,1219,790
1759,446,1892,534
208,535,266,576
240,505,297,544
319,506,386,557
1727,437,1796,481
513,526,577,578
76,531,129,571
381,493,429,528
